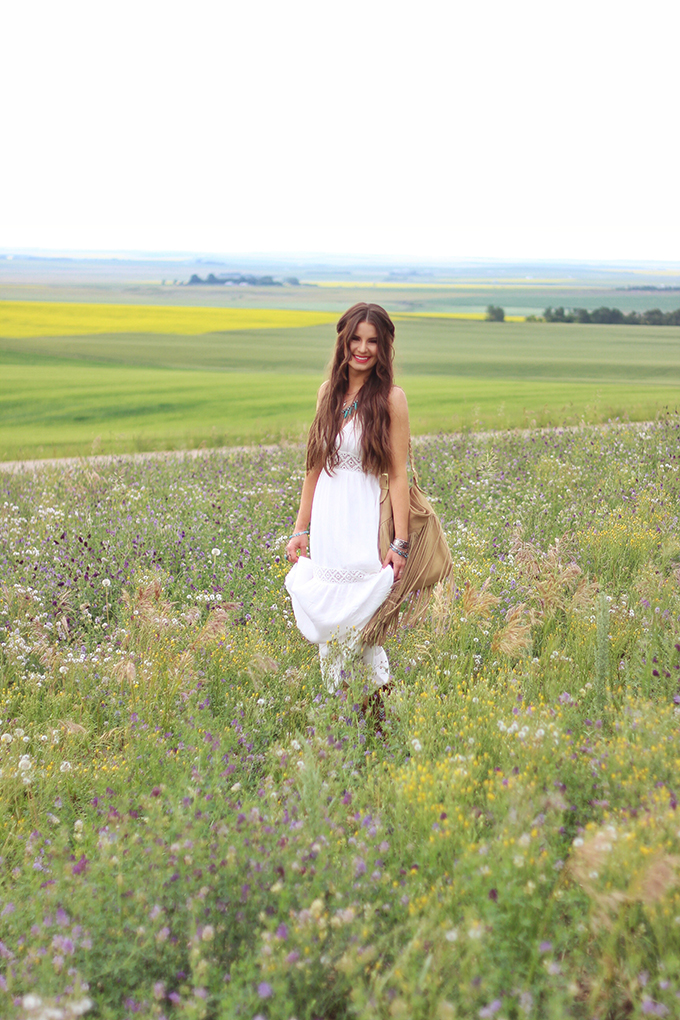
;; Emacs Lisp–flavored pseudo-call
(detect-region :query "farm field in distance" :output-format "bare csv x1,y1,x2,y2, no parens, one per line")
1,299,679,461
1,420,679,1018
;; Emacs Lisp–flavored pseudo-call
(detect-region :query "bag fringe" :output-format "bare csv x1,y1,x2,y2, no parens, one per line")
363,563,453,646
362,584,432,646
362,446,454,648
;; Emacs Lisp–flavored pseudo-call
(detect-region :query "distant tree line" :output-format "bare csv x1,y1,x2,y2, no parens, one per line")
187,273,300,287
486,305,505,321
617,285,680,292
541,306,680,325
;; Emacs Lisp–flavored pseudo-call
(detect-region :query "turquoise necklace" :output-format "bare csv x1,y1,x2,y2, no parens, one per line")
342,398,358,420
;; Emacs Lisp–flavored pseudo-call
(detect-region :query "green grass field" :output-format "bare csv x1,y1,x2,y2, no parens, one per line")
3,422,680,1017
1,302,679,461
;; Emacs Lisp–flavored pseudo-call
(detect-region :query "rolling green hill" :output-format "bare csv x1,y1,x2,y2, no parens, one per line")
1,311,678,462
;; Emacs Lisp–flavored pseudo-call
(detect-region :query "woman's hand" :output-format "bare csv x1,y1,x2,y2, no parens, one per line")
286,534,309,564
383,544,407,583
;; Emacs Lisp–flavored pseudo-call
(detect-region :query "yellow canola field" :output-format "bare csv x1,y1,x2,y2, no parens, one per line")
395,311,526,322
0,301,338,339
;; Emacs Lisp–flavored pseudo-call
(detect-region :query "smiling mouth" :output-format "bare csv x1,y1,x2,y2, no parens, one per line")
353,355,371,362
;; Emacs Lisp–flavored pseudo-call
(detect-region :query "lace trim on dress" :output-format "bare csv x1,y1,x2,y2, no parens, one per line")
335,451,363,473
315,566,377,584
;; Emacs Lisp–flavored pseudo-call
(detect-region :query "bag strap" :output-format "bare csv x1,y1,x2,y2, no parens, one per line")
408,438,420,487
382,437,419,492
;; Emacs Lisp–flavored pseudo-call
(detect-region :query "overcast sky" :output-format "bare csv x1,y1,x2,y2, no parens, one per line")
3,0,679,261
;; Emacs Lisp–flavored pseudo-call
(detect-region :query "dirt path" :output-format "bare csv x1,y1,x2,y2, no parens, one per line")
0,444,286,474
0,419,656,475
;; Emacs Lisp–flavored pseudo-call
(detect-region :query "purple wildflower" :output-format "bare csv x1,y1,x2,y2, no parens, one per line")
479,1000,502,1017
641,1000,669,1016
72,855,89,876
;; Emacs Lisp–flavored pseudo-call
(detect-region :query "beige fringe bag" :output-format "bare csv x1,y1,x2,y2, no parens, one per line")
363,441,453,646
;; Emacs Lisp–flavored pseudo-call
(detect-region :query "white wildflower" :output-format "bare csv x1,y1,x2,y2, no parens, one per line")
22,996,43,1011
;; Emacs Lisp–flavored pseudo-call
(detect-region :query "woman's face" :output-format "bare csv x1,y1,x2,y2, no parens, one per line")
348,320,379,376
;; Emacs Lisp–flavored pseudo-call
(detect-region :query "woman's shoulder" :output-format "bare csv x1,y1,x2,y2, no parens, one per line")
388,385,408,414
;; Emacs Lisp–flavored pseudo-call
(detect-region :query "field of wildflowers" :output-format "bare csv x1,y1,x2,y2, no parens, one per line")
1,418,680,1020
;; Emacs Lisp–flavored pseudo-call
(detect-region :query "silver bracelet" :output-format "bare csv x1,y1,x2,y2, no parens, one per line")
391,538,410,550
390,542,408,559
290,529,309,539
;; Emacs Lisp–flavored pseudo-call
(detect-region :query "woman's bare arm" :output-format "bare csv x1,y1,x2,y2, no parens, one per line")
285,382,327,563
285,465,322,562
383,387,410,582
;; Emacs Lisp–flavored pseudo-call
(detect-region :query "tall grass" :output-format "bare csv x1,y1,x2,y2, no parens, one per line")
0,418,679,1018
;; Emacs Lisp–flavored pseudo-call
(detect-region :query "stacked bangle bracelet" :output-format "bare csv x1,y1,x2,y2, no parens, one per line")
290,529,309,539
390,538,410,559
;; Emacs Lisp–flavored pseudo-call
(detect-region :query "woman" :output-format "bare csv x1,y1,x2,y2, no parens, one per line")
285,302,410,693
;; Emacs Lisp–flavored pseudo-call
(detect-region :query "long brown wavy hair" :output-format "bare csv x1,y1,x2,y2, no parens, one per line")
306,302,395,477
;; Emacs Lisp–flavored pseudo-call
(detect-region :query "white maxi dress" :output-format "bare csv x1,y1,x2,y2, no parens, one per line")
285,418,394,690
